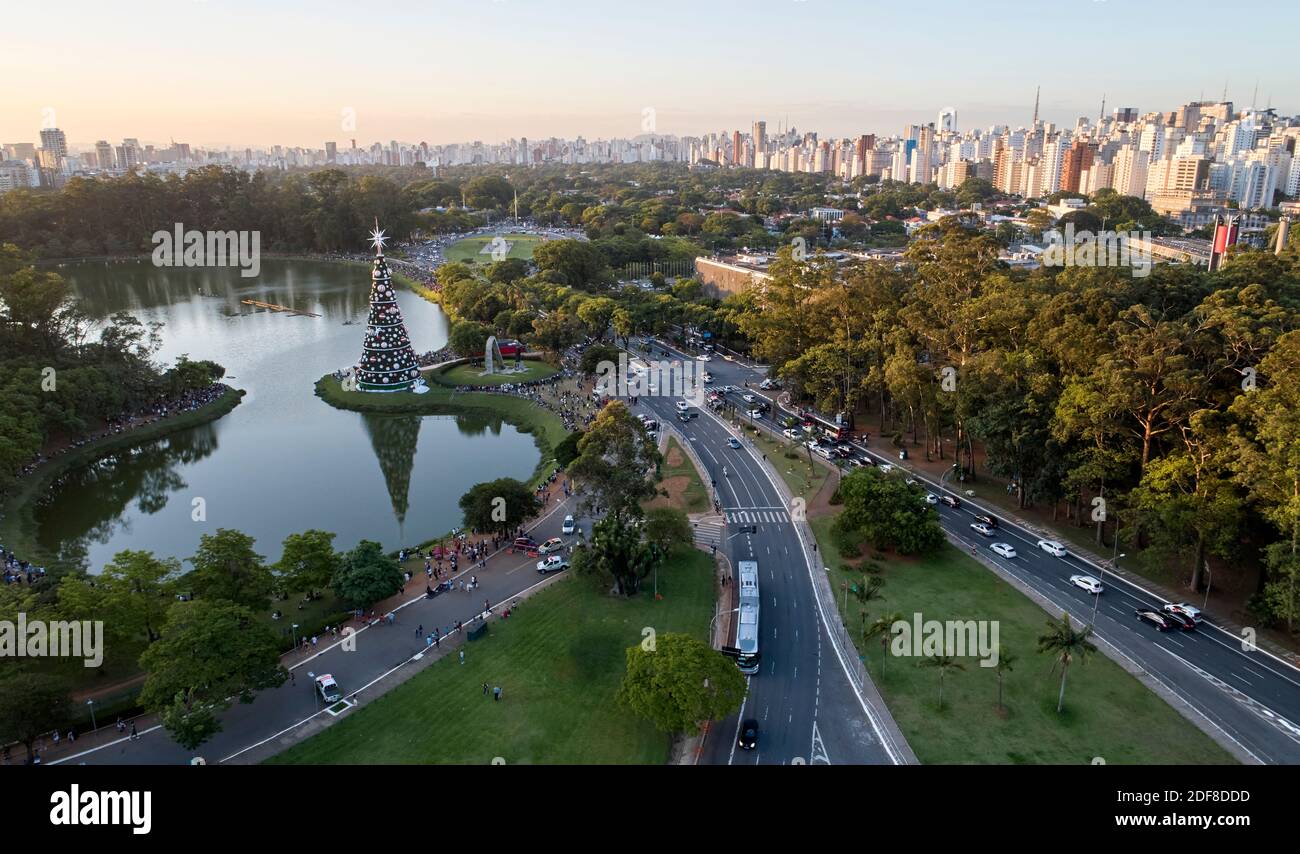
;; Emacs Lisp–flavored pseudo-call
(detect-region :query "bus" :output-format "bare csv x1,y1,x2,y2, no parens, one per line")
736,560,761,674
799,407,853,443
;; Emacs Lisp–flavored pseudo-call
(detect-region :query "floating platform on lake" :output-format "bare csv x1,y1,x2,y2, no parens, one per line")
240,299,320,317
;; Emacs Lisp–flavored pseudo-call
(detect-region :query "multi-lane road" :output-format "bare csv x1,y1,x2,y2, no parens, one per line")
688,345,1300,765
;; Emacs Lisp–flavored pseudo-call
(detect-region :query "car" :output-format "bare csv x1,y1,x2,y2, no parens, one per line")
970,522,995,537
877,463,893,474
1069,574,1103,594
1160,608,1197,630
561,515,576,535
696,353,711,361
642,420,659,433
539,537,565,554
814,445,835,460
737,718,758,750
990,542,1017,559
973,513,998,528
513,536,538,551
1135,608,1173,632
747,408,765,419
702,371,713,383
742,393,756,403
1037,539,1068,557
848,457,867,468
940,494,961,508
315,674,342,704
727,437,742,449
1163,603,1203,623
905,477,918,486
536,555,570,574
782,428,801,440
925,493,939,505
675,400,690,412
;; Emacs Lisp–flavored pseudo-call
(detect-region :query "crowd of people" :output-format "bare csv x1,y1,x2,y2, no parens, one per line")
1,545,46,586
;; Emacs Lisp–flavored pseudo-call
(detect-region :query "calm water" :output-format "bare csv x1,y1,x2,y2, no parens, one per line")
36,259,540,572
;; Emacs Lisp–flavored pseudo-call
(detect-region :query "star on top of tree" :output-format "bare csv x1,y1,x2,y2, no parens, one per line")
368,218,388,255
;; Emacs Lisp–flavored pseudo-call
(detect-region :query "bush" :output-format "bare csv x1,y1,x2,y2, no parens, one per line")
831,520,862,558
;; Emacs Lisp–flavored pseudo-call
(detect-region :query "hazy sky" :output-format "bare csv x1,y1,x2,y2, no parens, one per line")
5,0,1298,150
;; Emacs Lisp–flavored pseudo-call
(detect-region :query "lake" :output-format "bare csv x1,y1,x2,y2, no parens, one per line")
35,258,540,573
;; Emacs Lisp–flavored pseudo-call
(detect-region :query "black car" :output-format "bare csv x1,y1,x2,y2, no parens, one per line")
1158,608,1196,631
973,513,998,528
677,411,698,422
1135,608,1173,631
940,495,961,508
738,718,758,750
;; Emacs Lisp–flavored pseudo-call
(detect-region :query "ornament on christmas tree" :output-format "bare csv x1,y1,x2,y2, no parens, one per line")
354,220,420,393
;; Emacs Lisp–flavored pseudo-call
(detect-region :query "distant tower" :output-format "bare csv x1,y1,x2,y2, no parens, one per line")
1099,93,1106,123
1032,86,1041,126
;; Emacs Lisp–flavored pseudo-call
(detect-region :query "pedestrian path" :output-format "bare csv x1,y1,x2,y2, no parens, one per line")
692,516,726,549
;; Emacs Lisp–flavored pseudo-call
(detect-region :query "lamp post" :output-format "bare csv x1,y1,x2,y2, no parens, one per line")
86,699,97,733
1094,552,1124,627
291,623,300,651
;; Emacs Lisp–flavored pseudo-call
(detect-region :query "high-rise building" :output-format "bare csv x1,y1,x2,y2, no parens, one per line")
1060,140,1096,193
95,140,115,170
39,127,67,161
326,141,337,162
752,121,766,160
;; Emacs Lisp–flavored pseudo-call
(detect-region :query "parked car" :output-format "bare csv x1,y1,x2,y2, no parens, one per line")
1163,603,1203,623
561,515,576,535
782,428,801,440
1069,574,1103,594
536,555,570,574
990,542,1017,559
1037,539,1068,557
1135,608,1173,632
970,522,996,537
539,537,564,554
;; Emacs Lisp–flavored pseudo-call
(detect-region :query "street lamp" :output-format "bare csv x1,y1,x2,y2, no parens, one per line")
86,699,97,733
1094,552,1124,627
291,623,300,651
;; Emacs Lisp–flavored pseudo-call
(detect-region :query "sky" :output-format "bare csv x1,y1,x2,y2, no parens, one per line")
4,0,1298,150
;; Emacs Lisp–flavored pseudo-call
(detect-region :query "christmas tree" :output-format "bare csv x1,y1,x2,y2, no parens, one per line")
355,223,420,392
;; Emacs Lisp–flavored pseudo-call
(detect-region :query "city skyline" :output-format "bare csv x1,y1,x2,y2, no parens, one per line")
3,0,1297,149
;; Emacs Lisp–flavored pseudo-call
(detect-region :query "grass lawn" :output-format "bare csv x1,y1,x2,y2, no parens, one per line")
810,514,1236,765
648,437,709,514
444,234,546,264
435,359,557,387
266,546,717,764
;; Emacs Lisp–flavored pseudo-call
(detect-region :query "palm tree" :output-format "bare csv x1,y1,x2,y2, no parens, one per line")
917,654,965,709
850,575,885,635
865,611,904,679
1037,615,1097,713
994,643,1015,713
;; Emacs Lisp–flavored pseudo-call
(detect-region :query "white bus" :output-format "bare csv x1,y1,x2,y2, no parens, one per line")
736,560,761,674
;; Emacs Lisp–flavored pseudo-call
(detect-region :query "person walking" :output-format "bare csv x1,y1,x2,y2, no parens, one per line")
129,721,139,740
459,650,465,665
482,682,489,696
493,686,502,702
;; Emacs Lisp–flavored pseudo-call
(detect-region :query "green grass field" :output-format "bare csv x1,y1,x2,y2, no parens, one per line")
266,547,717,764
444,233,547,264
436,359,557,386
649,437,710,513
810,515,1236,764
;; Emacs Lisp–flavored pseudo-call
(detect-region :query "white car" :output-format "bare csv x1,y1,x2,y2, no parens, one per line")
539,537,565,554
1163,602,1203,623
742,393,756,403
970,522,995,537
905,478,918,486
561,515,576,535
315,674,342,704
925,493,939,505
702,372,713,383
1037,539,1068,557
990,542,1017,559
536,555,570,574
878,463,894,474
1070,574,1103,594
782,428,801,440
814,445,835,460
675,400,690,412
696,354,711,361
747,408,764,419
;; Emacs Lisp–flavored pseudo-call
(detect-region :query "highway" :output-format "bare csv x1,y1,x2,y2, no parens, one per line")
634,340,908,765
693,348,1300,765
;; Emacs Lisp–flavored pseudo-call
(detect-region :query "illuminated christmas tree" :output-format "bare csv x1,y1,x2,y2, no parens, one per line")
355,222,420,392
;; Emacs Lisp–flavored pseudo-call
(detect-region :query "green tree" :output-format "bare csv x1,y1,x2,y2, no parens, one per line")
448,319,492,359
275,530,341,593
568,400,661,523
187,529,274,612
59,549,179,646
0,673,70,762
644,506,692,553
917,654,965,709
572,514,661,596
616,632,747,735
458,478,538,537
331,540,404,609
1037,614,1097,713
139,599,286,749
834,469,944,554
994,644,1016,713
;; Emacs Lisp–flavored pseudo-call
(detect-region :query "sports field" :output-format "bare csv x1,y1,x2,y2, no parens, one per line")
444,233,547,263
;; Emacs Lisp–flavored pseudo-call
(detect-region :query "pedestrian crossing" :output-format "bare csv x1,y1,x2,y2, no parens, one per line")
724,508,791,525
693,518,726,548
